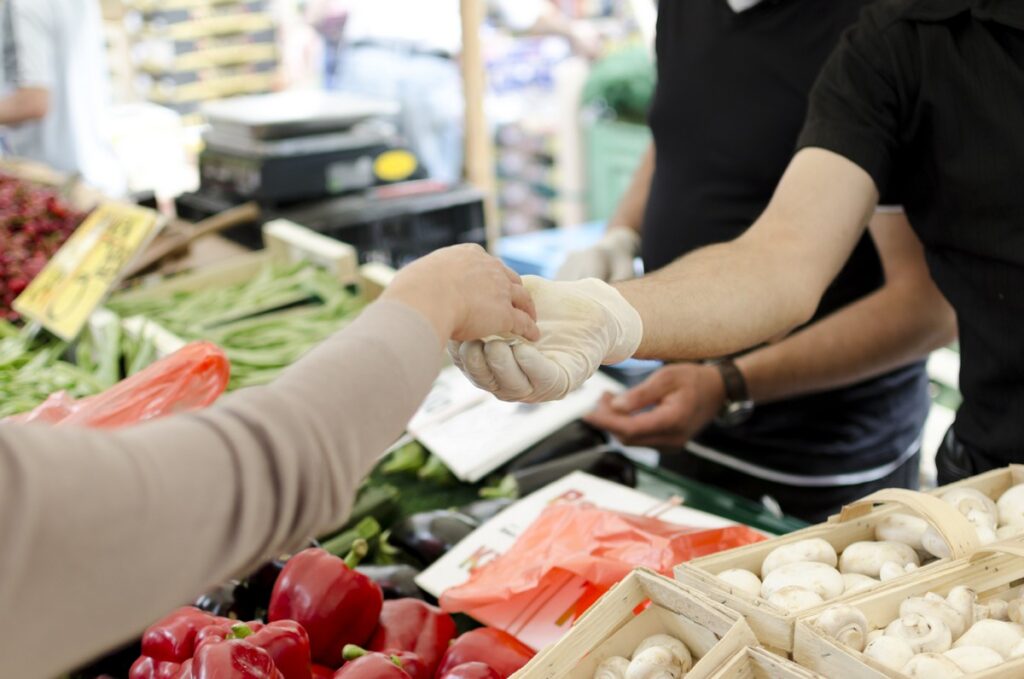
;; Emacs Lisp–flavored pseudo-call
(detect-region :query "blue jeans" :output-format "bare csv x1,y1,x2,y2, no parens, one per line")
334,45,464,184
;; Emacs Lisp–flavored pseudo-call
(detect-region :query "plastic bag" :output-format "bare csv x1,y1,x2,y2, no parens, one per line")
441,502,766,613
7,341,230,428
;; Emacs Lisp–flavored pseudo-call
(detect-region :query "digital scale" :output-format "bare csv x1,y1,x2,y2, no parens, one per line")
199,91,425,205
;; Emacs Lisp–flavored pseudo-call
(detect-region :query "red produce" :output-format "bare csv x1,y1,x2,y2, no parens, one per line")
436,629,535,679
333,646,411,679
367,599,455,674
438,662,502,679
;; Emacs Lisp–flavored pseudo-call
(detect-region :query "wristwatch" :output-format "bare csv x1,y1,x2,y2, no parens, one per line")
713,359,754,427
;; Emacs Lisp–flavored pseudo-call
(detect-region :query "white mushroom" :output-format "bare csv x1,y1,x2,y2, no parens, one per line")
814,605,869,652
921,527,953,559
1008,598,1024,624
624,647,681,679
997,483,1024,527
838,541,919,577
901,653,964,678
978,597,1010,622
900,595,967,639
997,524,1024,540
632,635,692,673
944,586,979,635
760,538,838,577
975,524,999,545
943,646,1004,673
879,561,918,582
885,613,953,653
594,656,630,679
1010,639,1024,659
761,561,845,601
875,513,929,552
767,586,824,614
842,573,879,595
953,619,1024,657
941,487,998,527
863,636,914,671
867,629,884,643
715,568,761,598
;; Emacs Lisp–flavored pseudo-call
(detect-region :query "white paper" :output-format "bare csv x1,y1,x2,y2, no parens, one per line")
416,471,736,598
408,367,626,482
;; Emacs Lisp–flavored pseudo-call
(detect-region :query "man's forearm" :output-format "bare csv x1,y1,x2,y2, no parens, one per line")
614,148,880,361
735,276,956,403
607,144,654,233
0,88,49,126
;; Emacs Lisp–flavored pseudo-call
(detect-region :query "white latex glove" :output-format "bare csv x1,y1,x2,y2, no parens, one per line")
450,276,643,403
555,226,640,282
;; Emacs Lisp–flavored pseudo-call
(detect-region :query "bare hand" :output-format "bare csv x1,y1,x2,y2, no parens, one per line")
585,363,725,447
383,244,540,344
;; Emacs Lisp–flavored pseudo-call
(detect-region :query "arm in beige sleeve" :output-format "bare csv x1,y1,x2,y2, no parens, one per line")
0,301,442,678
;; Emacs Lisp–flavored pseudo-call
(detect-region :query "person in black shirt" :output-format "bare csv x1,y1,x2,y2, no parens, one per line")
455,0,1024,489
556,0,956,521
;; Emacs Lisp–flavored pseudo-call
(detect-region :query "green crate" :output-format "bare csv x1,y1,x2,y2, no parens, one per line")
585,120,651,221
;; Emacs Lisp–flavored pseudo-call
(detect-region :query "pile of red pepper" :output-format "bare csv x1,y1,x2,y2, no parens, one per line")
130,545,534,679
0,174,85,320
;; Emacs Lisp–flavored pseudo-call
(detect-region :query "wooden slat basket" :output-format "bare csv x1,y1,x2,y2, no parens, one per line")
512,568,758,679
707,646,823,679
793,540,1024,678
674,489,980,653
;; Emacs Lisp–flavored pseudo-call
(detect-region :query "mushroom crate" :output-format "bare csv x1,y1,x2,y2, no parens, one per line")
512,569,758,679
674,489,982,653
705,647,820,679
793,540,1024,678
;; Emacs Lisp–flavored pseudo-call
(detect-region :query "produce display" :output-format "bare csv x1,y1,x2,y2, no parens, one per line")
812,587,1024,677
129,544,534,679
108,262,366,390
593,634,693,679
0,173,86,320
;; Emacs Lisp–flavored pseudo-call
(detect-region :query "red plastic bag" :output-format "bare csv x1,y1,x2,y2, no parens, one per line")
7,341,230,428
440,503,765,643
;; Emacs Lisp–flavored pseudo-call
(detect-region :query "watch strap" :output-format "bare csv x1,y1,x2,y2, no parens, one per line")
715,359,749,405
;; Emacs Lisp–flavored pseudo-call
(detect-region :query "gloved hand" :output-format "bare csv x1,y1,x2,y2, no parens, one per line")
450,276,643,403
555,226,640,282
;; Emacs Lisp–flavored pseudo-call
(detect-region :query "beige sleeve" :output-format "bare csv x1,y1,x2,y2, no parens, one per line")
0,300,442,678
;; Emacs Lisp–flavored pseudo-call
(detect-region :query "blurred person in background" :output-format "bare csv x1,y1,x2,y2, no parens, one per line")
541,0,958,522
0,0,126,196
324,0,602,184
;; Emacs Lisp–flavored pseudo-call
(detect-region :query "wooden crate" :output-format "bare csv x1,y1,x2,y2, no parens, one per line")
928,464,1024,504
674,489,980,653
793,541,1024,678
708,647,823,679
512,568,757,679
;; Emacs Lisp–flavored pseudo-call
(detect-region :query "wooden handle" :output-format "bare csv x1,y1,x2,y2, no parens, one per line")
124,201,260,278
969,538,1024,562
837,488,980,558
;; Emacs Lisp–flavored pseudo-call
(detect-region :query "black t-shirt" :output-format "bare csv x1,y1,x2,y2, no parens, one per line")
642,0,929,477
798,0,1024,466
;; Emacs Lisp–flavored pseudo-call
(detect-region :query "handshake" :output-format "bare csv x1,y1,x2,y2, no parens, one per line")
450,275,643,402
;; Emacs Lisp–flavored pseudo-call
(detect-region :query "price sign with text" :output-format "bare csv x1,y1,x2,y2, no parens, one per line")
14,202,163,341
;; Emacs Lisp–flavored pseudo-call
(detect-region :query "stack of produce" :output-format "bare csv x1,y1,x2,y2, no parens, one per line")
593,634,693,679
0,173,86,319
129,542,535,679
108,262,366,389
0,319,153,418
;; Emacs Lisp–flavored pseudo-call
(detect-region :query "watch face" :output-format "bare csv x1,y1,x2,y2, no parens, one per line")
717,400,754,427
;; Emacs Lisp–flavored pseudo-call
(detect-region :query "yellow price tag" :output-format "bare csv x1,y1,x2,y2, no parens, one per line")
13,202,164,341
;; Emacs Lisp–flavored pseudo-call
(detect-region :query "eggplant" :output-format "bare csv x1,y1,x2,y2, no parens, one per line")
507,420,608,472
459,497,514,524
388,510,479,565
355,564,430,601
195,581,247,619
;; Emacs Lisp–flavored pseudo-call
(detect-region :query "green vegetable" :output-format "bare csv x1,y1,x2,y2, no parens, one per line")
418,454,456,486
381,441,428,475
319,517,382,557
344,483,401,529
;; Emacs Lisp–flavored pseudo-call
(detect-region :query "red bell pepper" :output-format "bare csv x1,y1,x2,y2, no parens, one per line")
174,639,284,679
131,606,230,678
438,662,502,679
333,646,411,679
367,599,456,674
239,621,312,679
310,665,335,679
268,544,382,667
435,629,535,679
194,621,265,650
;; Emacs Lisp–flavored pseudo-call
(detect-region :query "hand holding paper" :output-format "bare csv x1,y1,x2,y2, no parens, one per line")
449,276,643,403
